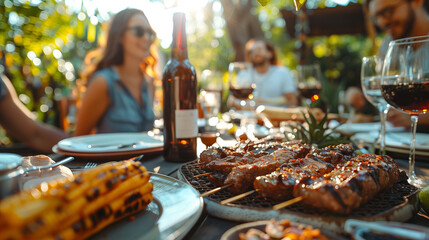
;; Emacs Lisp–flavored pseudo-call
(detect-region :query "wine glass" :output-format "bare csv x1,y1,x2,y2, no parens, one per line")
296,64,322,107
361,56,390,155
228,62,255,110
199,132,220,149
228,62,257,139
381,35,429,188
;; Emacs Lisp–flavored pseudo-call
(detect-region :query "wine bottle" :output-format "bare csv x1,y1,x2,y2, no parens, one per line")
162,12,198,162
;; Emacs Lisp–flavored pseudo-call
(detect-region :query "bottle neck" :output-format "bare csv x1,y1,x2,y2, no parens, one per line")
171,13,188,61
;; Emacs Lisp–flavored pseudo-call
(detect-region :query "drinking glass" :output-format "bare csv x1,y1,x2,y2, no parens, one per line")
381,35,429,188
228,62,257,138
228,62,255,110
361,56,390,154
201,69,223,93
200,90,221,131
200,69,223,131
296,64,322,107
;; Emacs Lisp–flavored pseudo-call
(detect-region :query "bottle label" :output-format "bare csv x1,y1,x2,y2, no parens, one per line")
175,109,198,138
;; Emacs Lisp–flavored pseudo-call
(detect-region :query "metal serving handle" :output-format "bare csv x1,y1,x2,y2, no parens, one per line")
345,219,429,240
23,156,75,174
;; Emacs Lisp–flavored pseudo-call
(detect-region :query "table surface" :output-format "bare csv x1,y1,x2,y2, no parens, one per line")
3,138,429,240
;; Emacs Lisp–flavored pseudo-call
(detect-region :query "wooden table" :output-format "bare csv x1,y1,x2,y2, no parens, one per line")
3,138,429,240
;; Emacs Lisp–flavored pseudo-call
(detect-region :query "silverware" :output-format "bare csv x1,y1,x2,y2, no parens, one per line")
88,142,140,149
0,156,74,200
84,162,97,169
23,156,75,173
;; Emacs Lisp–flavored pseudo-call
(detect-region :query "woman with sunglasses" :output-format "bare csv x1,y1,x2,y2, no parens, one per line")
74,8,157,135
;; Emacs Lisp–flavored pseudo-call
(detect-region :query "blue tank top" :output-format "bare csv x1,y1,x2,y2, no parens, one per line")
93,68,155,133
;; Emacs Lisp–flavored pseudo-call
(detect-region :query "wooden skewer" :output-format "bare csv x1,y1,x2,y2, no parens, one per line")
272,196,305,210
200,183,232,197
220,190,256,205
194,172,212,178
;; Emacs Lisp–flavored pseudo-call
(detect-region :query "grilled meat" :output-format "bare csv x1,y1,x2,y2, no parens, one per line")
198,139,401,214
200,141,311,189
199,147,233,166
294,154,400,214
307,144,356,164
224,148,300,193
254,157,334,200
253,144,356,201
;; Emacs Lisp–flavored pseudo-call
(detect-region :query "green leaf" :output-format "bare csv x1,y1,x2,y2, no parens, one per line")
294,0,306,11
284,109,350,148
257,0,269,6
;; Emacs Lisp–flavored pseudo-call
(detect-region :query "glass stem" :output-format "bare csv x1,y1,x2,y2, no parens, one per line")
378,105,389,155
409,115,418,179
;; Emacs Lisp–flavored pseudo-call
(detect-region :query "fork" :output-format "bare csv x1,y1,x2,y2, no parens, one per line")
84,162,97,169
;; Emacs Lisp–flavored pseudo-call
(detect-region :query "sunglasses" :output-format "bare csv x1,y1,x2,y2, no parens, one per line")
128,26,156,41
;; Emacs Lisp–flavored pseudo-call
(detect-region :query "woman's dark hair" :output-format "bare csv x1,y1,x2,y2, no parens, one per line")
89,8,157,78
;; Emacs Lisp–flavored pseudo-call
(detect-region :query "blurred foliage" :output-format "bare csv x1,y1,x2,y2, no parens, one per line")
0,0,99,126
0,0,380,147
186,0,377,114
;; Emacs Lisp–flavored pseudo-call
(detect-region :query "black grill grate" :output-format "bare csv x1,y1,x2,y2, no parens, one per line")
180,160,419,218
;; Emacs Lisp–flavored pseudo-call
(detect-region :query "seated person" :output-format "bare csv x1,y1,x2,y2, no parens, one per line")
235,39,298,107
74,9,156,136
345,0,429,127
0,75,68,153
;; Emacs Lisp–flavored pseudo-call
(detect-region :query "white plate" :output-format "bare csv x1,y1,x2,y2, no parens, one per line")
330,121,405,136
52,144,163,160
351,131,429,156
91,173,204,240
57,133,163,153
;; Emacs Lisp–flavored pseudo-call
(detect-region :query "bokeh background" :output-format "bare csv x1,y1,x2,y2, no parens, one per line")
2,0,426,145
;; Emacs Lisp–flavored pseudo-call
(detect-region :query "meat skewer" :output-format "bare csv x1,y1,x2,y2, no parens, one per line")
194,172,212,178
196,139,402,214
200,183,232,197
294,154,399,214
201,141,312,193
272,196,305,210
220,189,257,205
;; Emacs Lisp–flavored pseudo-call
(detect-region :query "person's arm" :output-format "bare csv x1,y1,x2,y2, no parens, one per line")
387,108,429,131
73,75,110,136
255,94,297,107
0,76,68,153
255,96,286,105
284,92,298,107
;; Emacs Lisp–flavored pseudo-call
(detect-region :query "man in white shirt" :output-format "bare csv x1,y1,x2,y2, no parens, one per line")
238,39,298,107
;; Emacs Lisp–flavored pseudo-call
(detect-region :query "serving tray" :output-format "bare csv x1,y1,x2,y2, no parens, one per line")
178,160,420,235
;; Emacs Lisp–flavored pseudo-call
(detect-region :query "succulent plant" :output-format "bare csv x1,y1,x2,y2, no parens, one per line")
285,110,349,148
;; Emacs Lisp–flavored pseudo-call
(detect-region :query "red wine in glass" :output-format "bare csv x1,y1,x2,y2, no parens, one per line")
298,86,321,99
229,86,254,100
381,81,429,114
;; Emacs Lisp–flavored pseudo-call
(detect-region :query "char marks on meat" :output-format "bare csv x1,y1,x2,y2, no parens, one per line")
198,139,401,214
294,154,399,214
